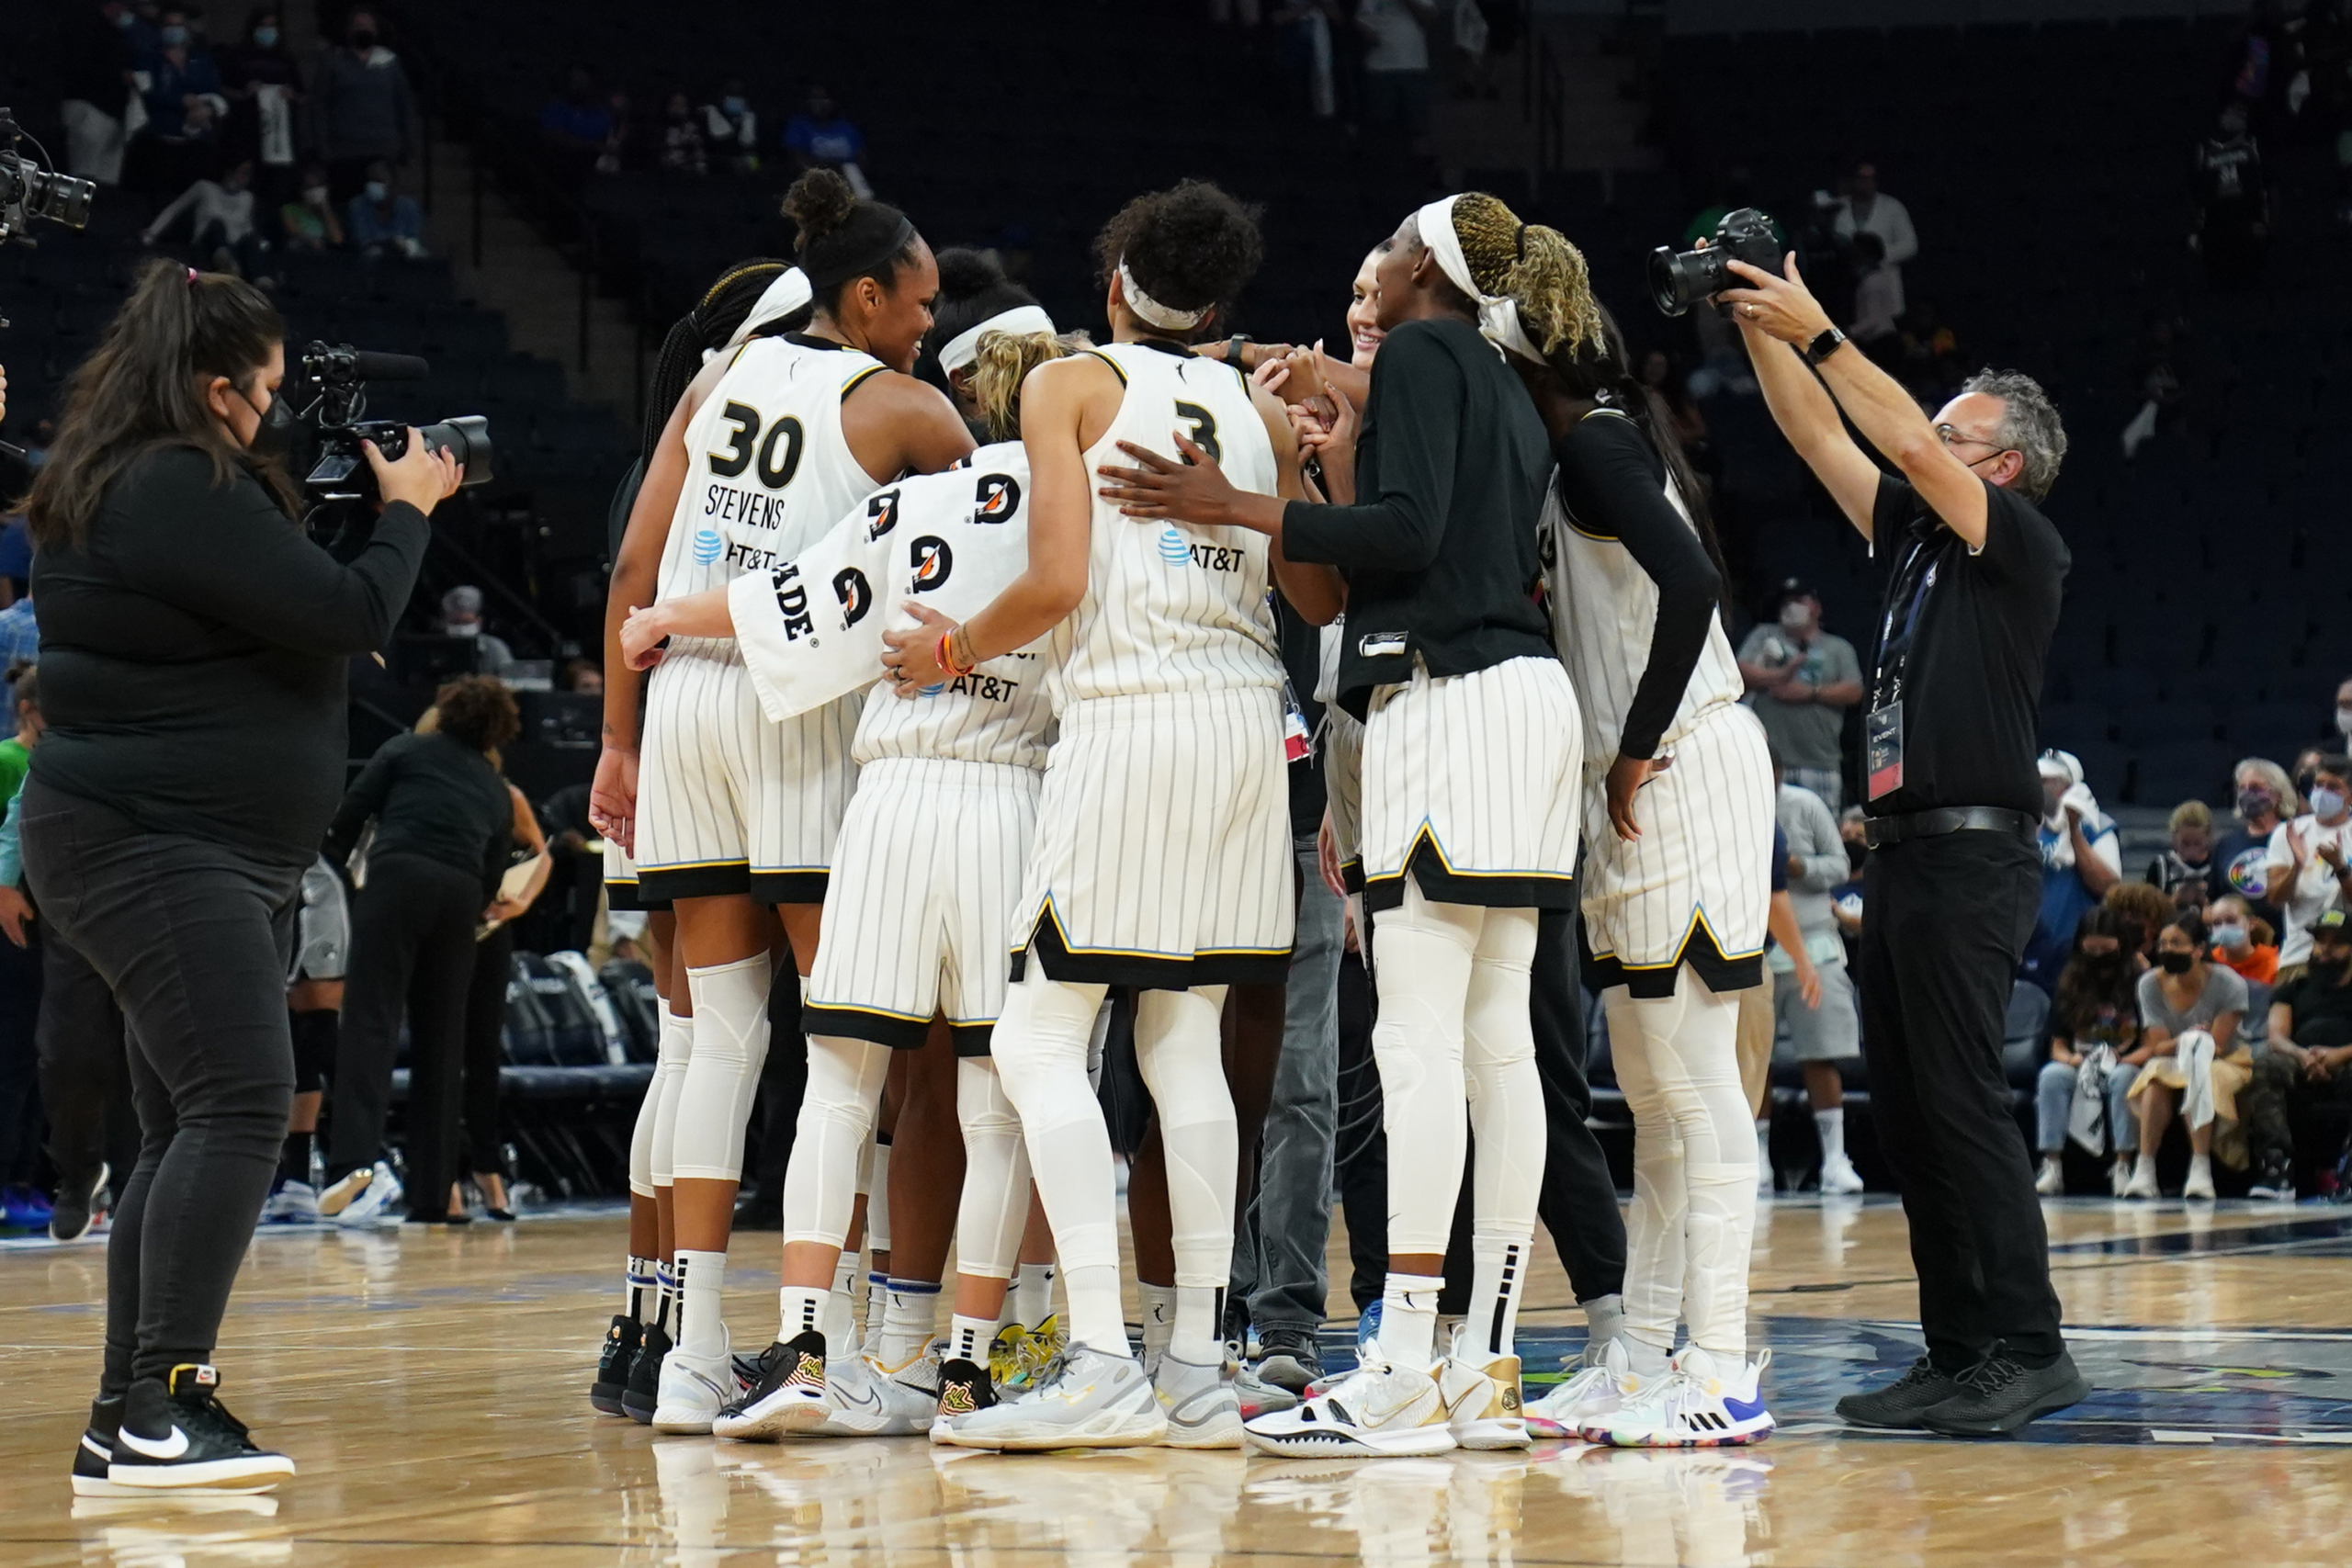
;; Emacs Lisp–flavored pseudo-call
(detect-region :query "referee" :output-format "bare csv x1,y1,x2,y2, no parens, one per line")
1723,254,2089,1436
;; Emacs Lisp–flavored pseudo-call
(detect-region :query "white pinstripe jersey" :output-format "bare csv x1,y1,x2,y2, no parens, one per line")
652,333,887,667
1539,411,1744,769
1046,340,1283,708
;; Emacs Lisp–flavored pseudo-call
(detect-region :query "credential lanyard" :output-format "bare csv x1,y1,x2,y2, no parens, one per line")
1872,534,1941,711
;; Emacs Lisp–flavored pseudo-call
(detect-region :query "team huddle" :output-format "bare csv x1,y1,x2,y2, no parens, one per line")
582,166,1777,1459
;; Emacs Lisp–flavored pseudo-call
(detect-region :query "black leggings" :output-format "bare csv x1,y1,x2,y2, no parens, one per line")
326,852,481,1218
18,780,300,1391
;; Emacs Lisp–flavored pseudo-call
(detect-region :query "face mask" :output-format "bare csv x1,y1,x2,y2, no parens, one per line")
2239,788,2274,818
254,26,278,47
2337,705,2352,738
363,181,389,202
234,382,291,461
2313,787,2348,820
161,24,188,45
2211,922,2249,952
447,621,481,638
2158,950,2195,975
1779,602,1814,633
303,185,329,206
1845,840,1868,874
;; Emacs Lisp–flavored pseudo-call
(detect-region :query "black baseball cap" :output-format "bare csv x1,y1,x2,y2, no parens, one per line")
1777,577,1817,604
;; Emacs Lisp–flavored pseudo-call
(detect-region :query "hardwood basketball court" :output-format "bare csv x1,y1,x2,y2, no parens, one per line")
7,1195,2351,1565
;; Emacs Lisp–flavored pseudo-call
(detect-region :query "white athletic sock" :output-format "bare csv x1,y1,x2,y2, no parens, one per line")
654,1260,677,1334
1012,1262,1056,1327
1755,1116,1772,1170
948,1313,996,1365
1138,1281,1177,1368
823,1257,857,1351
1815,1107,1847,1166
627,1256,658,1323
1171,1285,1223,1366
1580,1292,1627,1362
1465,1235,1529,1362
1060,1262,1128,1359
777,1284,827,1344
865,1272,889,1345
675,1249,728,1361
1374,1272,1445,1372
879,1278,939,1366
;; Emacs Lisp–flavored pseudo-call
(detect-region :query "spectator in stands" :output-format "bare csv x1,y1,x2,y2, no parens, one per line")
1832,160,1918,316
540,65,615,175
2120,313,2188,460
2336,675,2352,743
2021,750,2122,995
2121,909,2251,1200
2193,102,2269,289
1272,2,1342,118
1847,232,1901,361
0,594,37,671
141,159,272,282
784,86,873,198
2242,908,2352,1199
2218,757,2295,929
595,86,635,176
2208,893,2280,988
134,6,228,193
1775,755,1865,1194
1898,299,1963,401
660,91,707,176
562,657,604,695
1736,578,1862,808
1831,806,1867,962
2034,908,2143,1196
440,585,514,678
220,9,301,208
1357,0,1437,150
320,678,521,1225
2148,799,2224,908
346,162,425,260
280,164,345,252
62,1,141,186
702,79,759,175
2105,880,2174,970
311,7,419,204
2267,753,2352,981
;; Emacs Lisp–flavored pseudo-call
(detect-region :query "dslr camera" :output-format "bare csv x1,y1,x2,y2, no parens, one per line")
1648,207,1781,317
0,108,96,247
291,342,494,505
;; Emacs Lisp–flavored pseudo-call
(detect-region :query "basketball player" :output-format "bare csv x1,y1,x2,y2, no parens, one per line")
889,182,1338,1450
587,259,808,1421
620,254,1069,1439
592,170,972,1433
1116,193,1579,1456
1528,302,1777,1447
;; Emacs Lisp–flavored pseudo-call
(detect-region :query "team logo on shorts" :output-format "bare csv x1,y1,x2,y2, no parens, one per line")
693,527,723,565
832,567,873,626
974,473,1021,523
910,536,954,591
1159,525,1191,565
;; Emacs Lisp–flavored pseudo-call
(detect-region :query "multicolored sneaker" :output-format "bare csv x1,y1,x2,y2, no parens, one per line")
931,1355,998,1438
1242,1359,1455,1458
1525,1337,1640,1440
712,1330,830,1441
590,1315,642,1416
1597,1347,1773,1449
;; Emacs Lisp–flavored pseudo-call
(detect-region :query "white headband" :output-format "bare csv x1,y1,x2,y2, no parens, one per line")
939,305,1057,374
1117,258,1208,332
1413,196,1545,365
722,266,813,352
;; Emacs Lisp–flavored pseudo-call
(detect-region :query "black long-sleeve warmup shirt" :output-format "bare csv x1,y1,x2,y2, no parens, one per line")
31,447,430,866
323,730,512,892
1282,317,1555,719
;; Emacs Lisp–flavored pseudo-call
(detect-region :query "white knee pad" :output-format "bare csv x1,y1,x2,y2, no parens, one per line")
648,1009,695,1188
1370,884,1479,1254
1133,986,1236,1291
781,1034,891,1249
955,1058,1030,1280
994,966,1118,1272
632,1010,692,1195
669,956,774,1183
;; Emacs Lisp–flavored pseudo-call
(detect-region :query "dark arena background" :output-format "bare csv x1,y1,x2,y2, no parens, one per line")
5,1,2352,1563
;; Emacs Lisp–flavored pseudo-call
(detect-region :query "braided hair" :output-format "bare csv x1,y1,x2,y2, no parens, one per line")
1448,192,1603,360
638,258,799,463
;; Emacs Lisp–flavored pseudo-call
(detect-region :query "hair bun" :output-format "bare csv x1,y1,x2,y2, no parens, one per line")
933,246,1007,304
782,169,859,243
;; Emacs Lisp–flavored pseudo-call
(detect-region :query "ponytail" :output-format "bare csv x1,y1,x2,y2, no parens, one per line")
28,259,291,549
1452,194,1602,360
967,329,1069,443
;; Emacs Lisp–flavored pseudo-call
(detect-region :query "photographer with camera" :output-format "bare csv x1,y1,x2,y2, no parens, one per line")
1708,245,2086,1438
18,261,458,1494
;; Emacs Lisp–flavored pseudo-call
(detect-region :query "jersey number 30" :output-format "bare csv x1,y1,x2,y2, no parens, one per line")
708,402,806,490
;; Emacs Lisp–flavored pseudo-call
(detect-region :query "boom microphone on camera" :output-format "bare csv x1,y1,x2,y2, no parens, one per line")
346,350,431,382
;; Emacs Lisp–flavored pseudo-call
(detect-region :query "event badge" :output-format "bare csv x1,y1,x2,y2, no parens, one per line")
1865,701,1905,801
1281,676,1312,764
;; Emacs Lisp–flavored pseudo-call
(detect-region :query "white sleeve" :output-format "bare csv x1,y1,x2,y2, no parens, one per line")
2264,821,2294,872
1880,196,1919,265
2090,828,2121,877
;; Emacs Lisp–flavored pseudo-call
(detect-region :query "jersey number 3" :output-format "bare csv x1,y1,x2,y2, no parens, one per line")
708,402,807,490
1173,400,1221,465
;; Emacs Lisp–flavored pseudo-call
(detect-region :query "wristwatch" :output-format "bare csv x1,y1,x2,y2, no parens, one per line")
1226,334,1253,371
1803,325,1849,367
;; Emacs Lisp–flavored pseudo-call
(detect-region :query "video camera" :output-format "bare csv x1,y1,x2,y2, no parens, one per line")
0,107,96,248
1647,207,1781,317
289,342,494,508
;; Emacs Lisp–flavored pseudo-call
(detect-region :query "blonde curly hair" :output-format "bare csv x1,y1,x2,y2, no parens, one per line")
1443,191,1602,360
967,329,1076,443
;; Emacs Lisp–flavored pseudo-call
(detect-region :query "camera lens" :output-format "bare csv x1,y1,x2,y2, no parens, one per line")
1647,245,1728,317
419,415,494,489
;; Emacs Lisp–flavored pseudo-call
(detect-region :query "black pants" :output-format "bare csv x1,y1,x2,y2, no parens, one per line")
1860,829,2063,1369
37,920,138,1199
1331,950,1388,1313
0,927,42,1184
458,924,514,1178
327,852,481,1218
18,780,300,1391
749,962,809,1198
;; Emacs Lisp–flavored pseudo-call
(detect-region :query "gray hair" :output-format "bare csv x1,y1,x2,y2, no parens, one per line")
1960,367,2066,501
2233,757,2295,816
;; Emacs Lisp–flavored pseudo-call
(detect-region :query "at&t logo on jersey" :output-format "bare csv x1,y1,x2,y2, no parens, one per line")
1159,525,1246,573
1159,525,1192,565
693,527,723,565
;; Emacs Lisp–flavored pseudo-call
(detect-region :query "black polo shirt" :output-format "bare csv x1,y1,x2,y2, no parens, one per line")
1865,474,2067,819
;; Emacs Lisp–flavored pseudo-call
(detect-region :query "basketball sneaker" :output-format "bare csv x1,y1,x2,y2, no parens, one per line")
932,1355,998,1437
653,1331,746,1435
107,1366,295,1492
1252,1327,1324,1395
711,1330,830,1441
1233,1360,1301,1420
1242,1359,1455,1458
1524,1337,1645,1440
328,1162,403,1226
51,1163,109,1243
260,1179,320,1226
797,1345,941,1438
1437,1346,1529,1450
623,1321,670,1424
1820,1154,1866,1196
1596,1347,1773,1449
591,1315,641,1416
934,1343,1167,1450
1153,1351,1242,1448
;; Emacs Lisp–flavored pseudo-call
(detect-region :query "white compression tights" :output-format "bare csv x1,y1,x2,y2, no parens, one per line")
954,1058,1031,1280
1371,880,1545,1357
634,1009,692,1194
669,956,774,1183
1604,968,1755,1360
779,1033,892,1249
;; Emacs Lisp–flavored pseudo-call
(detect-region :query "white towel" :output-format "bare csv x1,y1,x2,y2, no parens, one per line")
2067,1043,2118,1156
2177,1028,2218,1133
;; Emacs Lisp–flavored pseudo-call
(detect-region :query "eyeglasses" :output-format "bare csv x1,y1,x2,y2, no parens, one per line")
1936,423,2016,469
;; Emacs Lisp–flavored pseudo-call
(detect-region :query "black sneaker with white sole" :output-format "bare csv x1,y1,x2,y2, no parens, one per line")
51,1162,109,1244
592,1315,642,1416
623,1322,671,1424
71,1395,131,1497
108,1366,295,1492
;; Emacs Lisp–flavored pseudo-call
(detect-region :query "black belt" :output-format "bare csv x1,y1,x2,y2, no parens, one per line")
1864,807,2035,849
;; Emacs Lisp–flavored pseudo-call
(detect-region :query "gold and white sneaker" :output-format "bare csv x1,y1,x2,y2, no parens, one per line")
1438,1346,1529,1450
1242,1360,1455,1458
